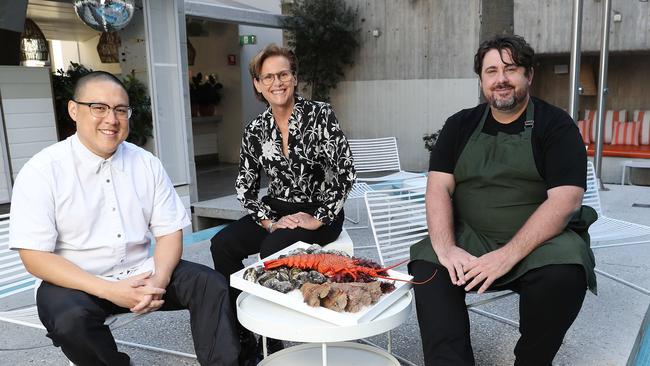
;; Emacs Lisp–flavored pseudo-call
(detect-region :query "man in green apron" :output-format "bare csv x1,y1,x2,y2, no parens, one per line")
409,35,597,366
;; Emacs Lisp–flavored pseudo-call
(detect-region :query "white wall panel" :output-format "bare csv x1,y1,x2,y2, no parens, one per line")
0,66,58,186
143,0,190,186
4,112,56,128
330,78,479,172
6,126,58,144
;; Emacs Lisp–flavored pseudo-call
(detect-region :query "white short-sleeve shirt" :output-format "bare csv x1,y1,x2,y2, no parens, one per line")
9,134,190,280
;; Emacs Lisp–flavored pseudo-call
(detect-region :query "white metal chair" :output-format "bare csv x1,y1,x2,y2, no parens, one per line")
348,137,424,183
584,161,650,295
0,213,197,364
346,137,423,233
344,182,374,229
363,186,517,365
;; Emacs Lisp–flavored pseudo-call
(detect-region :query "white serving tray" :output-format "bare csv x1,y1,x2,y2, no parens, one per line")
230,242,413,326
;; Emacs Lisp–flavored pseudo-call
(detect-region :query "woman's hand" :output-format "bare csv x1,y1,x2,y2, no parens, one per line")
270,215,300,231
293,212,323,230
271,212,323,231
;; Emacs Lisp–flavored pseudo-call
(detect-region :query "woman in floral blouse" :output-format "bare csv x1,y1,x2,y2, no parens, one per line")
210,43,356,363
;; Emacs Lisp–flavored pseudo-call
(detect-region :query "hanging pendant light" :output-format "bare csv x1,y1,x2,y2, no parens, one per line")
20,18,49,63
97,31,121,63
187,37,196,66
74,0,135,32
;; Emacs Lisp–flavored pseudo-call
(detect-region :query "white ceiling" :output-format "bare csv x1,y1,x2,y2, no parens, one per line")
26,0,102,42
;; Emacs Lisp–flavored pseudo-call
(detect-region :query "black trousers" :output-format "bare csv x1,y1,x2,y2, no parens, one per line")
409,260,587,366
210,197,343,308
36,260,240,366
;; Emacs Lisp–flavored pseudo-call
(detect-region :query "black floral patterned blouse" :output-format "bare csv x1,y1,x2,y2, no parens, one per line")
236,96,356,226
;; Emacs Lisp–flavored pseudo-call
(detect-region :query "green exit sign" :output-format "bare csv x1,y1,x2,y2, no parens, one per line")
239,35,257,45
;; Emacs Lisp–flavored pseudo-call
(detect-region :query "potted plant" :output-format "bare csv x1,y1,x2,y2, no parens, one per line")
423,129,442,152
190,73,223,117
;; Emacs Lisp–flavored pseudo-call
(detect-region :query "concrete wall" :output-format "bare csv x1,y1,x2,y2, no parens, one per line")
189,21,242,163
515,0,650,54
330,0,481,171
331,78,479,172
238,23,283,126
342,0,479,81
531,54,650,116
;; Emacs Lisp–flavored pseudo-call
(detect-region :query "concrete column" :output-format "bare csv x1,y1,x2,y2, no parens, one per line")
480,0,514,43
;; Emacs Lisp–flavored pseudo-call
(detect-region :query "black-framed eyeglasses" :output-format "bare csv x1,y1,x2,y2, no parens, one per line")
257,70,294,86
73,100,132,120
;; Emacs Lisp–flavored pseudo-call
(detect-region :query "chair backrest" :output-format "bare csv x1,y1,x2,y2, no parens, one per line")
583,161,603,217
348,137,402,174
0,214,35,300
365,186,428,267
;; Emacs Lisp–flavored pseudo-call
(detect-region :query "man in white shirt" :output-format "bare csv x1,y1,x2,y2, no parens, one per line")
9,71,239,366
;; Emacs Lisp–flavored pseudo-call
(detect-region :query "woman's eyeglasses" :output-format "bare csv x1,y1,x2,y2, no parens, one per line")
257,70,294,86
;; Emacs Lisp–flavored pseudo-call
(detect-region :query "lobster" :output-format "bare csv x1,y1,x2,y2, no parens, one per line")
263,253,435,284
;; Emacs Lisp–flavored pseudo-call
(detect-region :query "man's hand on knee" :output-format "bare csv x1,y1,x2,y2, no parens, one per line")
437,246,476,286
463,248,517,294
130,273,170,314
102,271,166,311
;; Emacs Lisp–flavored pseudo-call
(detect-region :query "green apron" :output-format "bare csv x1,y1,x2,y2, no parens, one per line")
410,100,597,293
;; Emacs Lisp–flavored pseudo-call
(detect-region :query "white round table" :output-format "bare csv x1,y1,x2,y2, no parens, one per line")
236,291,413,366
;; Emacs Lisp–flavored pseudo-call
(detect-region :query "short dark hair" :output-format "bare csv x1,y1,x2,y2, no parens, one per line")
474,35,535,77
72,71,128,101
248,44,298,102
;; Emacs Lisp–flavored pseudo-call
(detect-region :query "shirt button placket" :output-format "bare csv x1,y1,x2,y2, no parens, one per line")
103,161,126,270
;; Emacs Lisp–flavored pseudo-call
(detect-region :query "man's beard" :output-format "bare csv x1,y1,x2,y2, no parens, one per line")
488,83,528,111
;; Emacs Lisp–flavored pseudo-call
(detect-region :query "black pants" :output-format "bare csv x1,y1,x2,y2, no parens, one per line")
37,260,239,366
410,260,587,366
210,197,343,308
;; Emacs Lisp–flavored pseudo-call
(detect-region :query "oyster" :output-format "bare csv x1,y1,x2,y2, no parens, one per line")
243,266,263,282
263,278,295,293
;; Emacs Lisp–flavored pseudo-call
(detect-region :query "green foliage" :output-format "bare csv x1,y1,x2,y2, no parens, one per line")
122,74,153,146
423,129,442,152
282,0,359,102
190,73,223,105
52,62,92,139
51,62,153,147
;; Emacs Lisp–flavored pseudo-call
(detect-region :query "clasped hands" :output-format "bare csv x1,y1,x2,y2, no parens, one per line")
269,212,323,232
105,271,168,315
438,246,517,294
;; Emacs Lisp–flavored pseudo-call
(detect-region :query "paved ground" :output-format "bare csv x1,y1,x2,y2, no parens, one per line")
2,163,649,365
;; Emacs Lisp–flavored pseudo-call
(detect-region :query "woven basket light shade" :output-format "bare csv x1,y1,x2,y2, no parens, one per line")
20,19,49,62
97,32,121,63
187,37,196,66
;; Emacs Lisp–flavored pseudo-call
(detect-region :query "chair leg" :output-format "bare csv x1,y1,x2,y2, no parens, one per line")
114,339,197,358
261,335,268,358
595,268,650,295
345,198,368,230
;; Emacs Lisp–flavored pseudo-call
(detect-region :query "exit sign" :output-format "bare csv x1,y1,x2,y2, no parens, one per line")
239,35,257,45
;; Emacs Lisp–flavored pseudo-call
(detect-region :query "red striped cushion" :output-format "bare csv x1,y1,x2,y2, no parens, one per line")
611,120,641,146
634,110,650,145
588,110,626,144
577,120,590,144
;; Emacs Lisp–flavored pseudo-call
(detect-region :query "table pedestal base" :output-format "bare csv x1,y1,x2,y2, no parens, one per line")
258,341,400,366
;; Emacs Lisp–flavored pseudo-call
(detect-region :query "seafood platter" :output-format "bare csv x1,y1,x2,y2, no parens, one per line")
230,241,413,326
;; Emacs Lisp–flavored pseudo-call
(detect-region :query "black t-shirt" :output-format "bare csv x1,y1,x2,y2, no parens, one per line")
429,96,586,190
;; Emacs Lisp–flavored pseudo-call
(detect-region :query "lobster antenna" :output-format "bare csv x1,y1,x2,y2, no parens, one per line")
374,258,438,285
